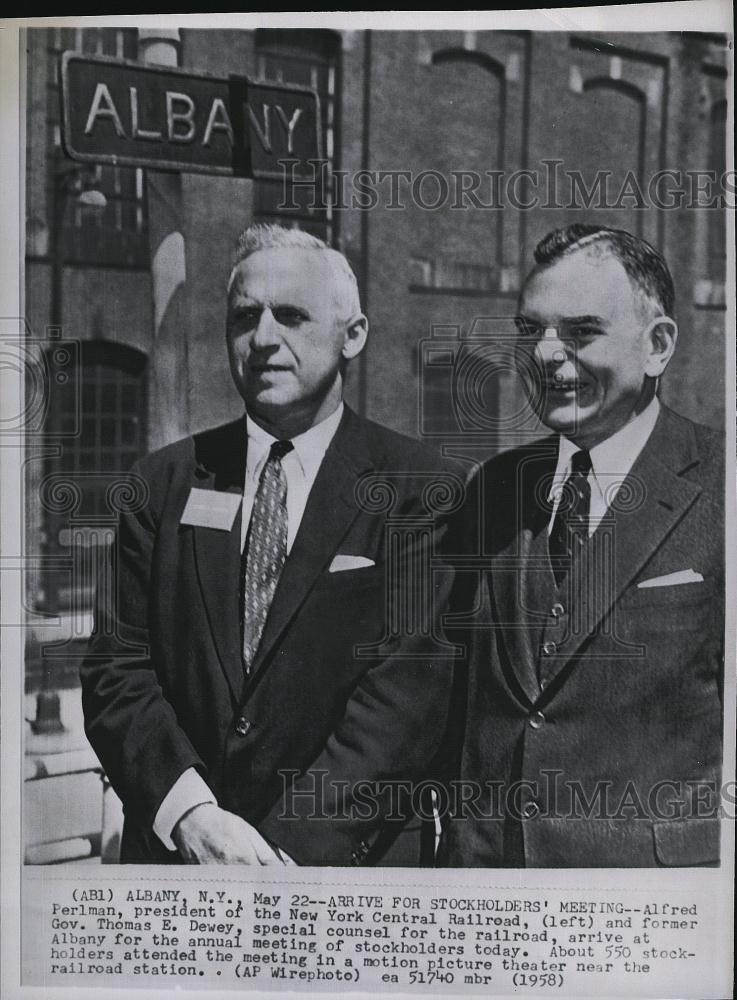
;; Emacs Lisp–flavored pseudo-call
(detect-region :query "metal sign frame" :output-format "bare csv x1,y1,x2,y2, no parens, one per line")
60,51,323,180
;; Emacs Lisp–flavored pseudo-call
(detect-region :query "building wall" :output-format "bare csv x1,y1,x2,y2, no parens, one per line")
23,24,730,631
26,27,729,449
177,30,256,432
354,30,729,439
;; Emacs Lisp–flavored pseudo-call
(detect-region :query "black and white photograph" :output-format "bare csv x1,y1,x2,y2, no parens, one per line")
0,8,734,999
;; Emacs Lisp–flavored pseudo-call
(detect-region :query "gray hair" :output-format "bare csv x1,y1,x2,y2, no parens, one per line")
227,223,363,324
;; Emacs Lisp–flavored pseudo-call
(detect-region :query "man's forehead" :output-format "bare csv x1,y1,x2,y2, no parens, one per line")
519,249,634,316
229,246,330,300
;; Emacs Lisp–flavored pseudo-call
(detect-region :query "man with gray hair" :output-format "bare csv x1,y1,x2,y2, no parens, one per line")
82,223,454,865
440,224,724,867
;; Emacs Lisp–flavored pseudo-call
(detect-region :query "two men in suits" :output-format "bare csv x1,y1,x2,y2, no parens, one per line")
81,224,454,866
440,224,724,867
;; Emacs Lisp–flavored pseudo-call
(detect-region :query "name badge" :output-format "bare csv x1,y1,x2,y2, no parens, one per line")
180,488,241,530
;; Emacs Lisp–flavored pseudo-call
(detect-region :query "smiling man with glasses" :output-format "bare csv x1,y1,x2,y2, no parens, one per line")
439,223,725,868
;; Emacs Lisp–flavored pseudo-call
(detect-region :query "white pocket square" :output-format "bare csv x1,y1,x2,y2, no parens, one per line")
329,555,375,573
637,569,704,589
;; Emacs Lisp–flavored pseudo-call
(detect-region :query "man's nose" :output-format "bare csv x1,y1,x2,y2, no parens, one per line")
535,327,568,367
251,308,281,349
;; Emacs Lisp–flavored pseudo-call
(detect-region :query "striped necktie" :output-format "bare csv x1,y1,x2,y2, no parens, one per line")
242,439,293,672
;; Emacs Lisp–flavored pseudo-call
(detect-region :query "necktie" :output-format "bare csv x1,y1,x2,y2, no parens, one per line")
548,449,592,586
242,439,293,672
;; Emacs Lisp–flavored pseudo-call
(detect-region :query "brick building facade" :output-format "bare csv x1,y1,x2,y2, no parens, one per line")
22,25,731,860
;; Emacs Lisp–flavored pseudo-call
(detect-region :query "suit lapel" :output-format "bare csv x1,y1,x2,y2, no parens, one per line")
247,408,374,679
190,418,247,704
553,407,703,670
490,441,558,705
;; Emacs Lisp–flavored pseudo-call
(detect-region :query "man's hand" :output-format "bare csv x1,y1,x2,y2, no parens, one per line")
172,803,286,864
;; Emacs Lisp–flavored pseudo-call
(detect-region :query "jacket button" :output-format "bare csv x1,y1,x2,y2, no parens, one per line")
550,602,565,618
235,717,251,736
542,640,557,656
529,710,546,730
522,800,540,819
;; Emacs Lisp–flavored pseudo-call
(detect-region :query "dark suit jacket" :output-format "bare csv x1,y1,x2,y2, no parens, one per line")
440,405,724,867
81,406,456,865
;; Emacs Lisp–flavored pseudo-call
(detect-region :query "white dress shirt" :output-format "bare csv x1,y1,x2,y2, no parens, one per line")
153,403,344,850
547,397,660,536
240,403,344,554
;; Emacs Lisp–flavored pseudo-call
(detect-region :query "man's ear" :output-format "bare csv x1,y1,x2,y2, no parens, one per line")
342,314,369,361
644,316,678,378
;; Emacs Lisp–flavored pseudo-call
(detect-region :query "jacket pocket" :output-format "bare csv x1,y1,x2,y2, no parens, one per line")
652,818,720,866
617,581,714,635
625,578,714,610
315,564,385,591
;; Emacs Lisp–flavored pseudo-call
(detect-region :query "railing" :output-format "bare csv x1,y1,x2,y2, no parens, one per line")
24,760,122,864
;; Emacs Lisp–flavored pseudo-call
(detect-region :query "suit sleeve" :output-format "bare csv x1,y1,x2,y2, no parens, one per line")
257,523,460,866
80,461,208,835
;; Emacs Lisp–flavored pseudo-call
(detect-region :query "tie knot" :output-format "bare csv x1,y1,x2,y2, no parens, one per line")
269,440,293,462
571,449,592,477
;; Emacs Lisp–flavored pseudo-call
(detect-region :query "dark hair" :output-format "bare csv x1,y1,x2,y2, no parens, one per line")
533,224,675,316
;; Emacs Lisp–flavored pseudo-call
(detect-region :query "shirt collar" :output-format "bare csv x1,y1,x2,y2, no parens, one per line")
552,397,661,492
245,402,344,481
